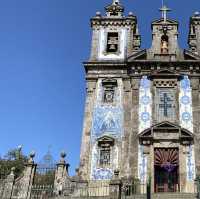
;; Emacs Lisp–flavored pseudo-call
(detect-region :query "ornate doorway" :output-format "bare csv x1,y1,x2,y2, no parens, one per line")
154,148,179,192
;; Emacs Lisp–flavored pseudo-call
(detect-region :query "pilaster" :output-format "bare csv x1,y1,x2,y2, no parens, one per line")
79,79,97,180
191,77,200,175
121,78,132,177
17,152,37,199
2,168,15,199
109,171,122,199
130,78,140,178
54,152,70,195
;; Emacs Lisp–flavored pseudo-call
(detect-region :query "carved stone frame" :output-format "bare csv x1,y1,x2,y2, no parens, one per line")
103,30,122,56
138,121,194,193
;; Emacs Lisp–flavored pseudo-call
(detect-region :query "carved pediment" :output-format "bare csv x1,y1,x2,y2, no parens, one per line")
151,18,178,26
153,69,176,75
150,69,180,79
97,135,115,146
139,121,193,145
153,121,179,129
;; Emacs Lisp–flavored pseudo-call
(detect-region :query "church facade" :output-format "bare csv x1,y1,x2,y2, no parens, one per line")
79,0,200,193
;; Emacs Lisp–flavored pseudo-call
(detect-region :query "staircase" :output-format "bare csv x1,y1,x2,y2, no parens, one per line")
128,193,197,199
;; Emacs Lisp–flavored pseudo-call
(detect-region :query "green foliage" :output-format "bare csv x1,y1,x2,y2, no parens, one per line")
0,148,28,179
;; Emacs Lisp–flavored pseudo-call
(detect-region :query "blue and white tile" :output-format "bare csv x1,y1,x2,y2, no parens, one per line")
179,76,193,133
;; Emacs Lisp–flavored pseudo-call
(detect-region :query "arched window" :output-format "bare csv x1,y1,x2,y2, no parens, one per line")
161,35,169,54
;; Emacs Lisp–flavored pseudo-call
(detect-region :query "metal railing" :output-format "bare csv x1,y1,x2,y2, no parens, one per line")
121,180,150,199
30,184,55,199
62,183,110,198
196,176,200,199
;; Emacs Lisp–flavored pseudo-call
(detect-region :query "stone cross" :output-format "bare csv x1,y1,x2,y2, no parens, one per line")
159,5,171,22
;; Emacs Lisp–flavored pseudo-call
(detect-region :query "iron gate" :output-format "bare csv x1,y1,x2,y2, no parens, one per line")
30,152,56,199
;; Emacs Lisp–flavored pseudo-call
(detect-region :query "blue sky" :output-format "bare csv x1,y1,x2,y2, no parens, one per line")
0,0,199,175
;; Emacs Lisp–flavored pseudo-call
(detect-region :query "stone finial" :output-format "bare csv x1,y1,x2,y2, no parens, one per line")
28,151,35,163
128,12,134,17
18,145,22,151
10,167,15,175
112,0,120,5
59,151,66,164
75,168,81,177
105,0,124,17
96,11,101,17
194,11,200,17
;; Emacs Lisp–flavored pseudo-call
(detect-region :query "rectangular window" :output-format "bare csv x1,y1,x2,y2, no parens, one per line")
156,88,176,121
106,32,119,53
99,146,111,166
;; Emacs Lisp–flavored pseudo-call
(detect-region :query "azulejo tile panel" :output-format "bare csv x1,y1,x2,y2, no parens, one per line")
138,145,147,183
90,79,123,180
138,76,150,183
186,145,196,181
179,76,196,181
92,168,113,180
91,107,123,140
138,76,152,133
179,76,193,133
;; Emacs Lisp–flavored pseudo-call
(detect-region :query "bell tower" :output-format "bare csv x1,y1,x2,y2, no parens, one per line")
90,0,141,61
79,0,141,181
188,11,200,55
148,5,182,61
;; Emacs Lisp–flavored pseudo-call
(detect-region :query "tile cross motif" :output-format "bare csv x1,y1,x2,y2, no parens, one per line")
159,93,173,117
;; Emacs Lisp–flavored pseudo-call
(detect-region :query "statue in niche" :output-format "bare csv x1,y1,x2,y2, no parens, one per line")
161,35,169,54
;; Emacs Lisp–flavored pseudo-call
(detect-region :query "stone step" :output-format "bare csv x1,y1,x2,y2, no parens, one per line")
152,193,196,199
126,193,197,199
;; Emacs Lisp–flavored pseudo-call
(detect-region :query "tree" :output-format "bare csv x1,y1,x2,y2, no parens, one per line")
0,146,28,179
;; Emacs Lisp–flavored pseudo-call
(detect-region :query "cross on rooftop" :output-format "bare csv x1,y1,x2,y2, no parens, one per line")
159,5,171,22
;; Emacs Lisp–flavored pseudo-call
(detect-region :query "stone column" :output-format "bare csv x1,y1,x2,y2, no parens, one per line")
2,167,15,199
54,151,70,195
79,79,97,180
17,151,37,199
90,27,99,61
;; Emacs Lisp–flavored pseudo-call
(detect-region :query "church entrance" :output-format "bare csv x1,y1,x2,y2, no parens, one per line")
154,148,179,192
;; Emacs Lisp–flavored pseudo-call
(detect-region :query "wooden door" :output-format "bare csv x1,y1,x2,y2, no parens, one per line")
154,148,179,192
